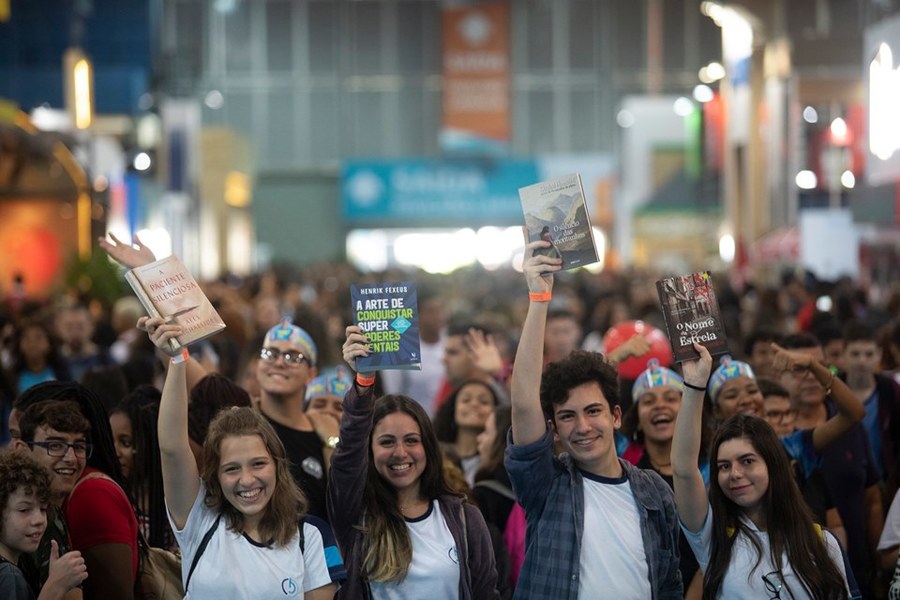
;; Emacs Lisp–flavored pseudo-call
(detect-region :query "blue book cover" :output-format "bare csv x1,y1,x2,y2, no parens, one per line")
351,280,421,372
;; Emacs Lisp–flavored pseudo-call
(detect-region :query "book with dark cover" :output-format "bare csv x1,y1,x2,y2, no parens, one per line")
518,173,599,270
351,280,421,372
655,271,729,362
124,255,226,355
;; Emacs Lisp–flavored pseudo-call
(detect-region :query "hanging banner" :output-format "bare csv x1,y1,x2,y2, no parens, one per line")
440,2,510,156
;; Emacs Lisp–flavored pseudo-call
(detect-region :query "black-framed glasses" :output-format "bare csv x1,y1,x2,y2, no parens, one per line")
27,440,93,459
260,347,309,367
762,570,785,599
764,408,797,423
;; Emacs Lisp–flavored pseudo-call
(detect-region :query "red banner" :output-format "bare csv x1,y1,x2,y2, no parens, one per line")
441,2,509,154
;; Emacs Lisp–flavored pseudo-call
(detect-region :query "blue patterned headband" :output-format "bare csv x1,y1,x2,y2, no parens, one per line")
708,355,755,403
632,359,684,403
264,318,318,366
305,369,351,401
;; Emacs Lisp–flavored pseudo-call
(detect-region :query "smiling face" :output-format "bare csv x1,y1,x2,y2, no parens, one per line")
454,382,495,431
552,381,622,475
0,488,48,561
371,411,426,496
256,340,314,400
24,427,87,501
636,386,681,444
218,435,276,528
716,437,769,516
109,411,135,479
714,376,764,419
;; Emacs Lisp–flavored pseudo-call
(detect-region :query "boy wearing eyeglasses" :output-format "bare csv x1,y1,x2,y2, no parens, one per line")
11,400,91,598
256,318,340,522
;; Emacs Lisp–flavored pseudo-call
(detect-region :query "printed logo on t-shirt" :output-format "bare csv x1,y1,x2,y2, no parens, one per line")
301,457,324,479
448,546,459,564
281,577,299,597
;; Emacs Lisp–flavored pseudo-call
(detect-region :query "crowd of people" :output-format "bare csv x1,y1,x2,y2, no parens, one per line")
0,232,898,599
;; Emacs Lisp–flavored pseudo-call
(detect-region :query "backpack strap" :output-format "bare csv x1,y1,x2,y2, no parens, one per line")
185,514,307,592
184,515,220,592
298,517,305,554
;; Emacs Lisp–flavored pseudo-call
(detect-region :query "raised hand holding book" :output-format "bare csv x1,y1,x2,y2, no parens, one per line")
124,255,226,355
518,173,599,270
655,271,729,362
351,281,421,372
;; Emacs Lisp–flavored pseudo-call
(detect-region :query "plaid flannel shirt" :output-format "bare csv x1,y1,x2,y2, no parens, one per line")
505,430,683,600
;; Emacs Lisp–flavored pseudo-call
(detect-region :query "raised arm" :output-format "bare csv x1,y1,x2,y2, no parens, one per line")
146,316,201,529
510,240,561,446
672,343,713,532
327,325,376,546
771,343,865,452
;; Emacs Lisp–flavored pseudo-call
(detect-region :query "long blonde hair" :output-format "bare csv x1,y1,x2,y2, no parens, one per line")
361,395,458,582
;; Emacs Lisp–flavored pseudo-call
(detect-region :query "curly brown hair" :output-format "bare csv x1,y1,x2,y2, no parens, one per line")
540,350,620,422
0,449,52,535
200,407,306,547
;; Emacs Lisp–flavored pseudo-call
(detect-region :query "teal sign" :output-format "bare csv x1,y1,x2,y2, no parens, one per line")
342,159,540,225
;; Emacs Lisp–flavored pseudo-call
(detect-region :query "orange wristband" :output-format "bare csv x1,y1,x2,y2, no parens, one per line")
171,348,190,364
356,372,376,387
529,291,552,302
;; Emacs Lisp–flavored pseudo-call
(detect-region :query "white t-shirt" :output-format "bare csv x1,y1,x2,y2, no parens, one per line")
879,489,900,551
460,454,481,488
171,482,332,599
370,500,460,600
578,471,652,600
682,504,850,599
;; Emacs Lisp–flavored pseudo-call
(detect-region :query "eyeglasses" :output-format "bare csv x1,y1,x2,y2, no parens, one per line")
762,570,785,599
27,440,93,459
260,347,309,367
764,409,797,423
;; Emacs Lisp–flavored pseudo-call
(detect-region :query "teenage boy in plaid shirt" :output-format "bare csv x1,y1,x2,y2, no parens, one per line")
504,241,682,600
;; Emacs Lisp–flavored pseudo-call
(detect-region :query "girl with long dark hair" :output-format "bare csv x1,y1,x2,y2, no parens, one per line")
109,385,175,550
329,325,499,599
672,343,850,599
433,378,500,487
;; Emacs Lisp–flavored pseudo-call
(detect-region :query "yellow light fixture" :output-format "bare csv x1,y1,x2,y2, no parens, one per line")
64,48,94,130
224,171,251,207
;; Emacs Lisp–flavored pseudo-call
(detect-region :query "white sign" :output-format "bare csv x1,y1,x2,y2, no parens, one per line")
799,209,859,280
865,13,900,184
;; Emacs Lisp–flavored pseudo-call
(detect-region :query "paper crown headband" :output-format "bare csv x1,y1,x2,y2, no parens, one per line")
707,355,755,403
305,369,351,401
631,359,684,403
264,318,317,366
